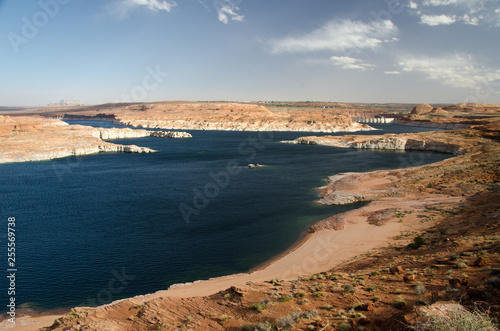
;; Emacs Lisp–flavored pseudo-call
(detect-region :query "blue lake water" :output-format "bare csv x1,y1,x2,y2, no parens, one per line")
0,122,449,312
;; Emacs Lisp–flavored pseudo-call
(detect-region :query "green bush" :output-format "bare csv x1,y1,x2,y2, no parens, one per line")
250,301,268,312
280,295,292,303
313,291,324,299
395,297,407,309
408,235,426,249
295,291,306,298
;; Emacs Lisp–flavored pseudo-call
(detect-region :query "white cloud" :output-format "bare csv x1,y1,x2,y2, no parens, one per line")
408,0,499,26
409,1,419,9
270,19,398,54
107,0,176,18
214,1,244,24
330,56,375,71
399,53,500,88
420,14,457,25
130,0,175,12
422,0,459,6
384,70,401,75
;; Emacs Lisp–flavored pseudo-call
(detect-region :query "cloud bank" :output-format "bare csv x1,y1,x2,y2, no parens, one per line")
399,53,500,88
270,19,398,54
107,0,176,19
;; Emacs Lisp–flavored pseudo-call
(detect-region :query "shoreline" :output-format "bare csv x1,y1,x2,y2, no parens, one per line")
0,123,469,330
0,192,463,330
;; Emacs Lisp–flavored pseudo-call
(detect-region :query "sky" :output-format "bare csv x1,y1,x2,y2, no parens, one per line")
0,0,499,106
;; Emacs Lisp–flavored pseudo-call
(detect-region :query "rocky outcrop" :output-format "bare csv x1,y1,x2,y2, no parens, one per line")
113,118,372,133
150,131,192,138
1,144,155,164
0,116,191,164
283,133,464,154
318,171,401,205
90,127,192,140
410,104,449,115
411,104,434,114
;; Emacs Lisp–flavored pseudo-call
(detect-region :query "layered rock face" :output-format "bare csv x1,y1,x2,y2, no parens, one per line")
0,116,191,164
50,102,374,133
110,103,373,132
283,133,464,154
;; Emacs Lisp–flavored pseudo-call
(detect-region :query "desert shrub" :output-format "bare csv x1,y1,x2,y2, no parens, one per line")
271,277,281,286
373,295,381,302
298,309,318,320
295,291,306,298
250,301,268,312
367,285,377,292
395,297,407,309
408,235,426,249
343,284,354,294
313,291,324,299
338,322,352,331
410,306,497,331
455,262,468,269
415,299,429,306
254,321,274,331
280,295,292,303
275,310,301,330
415,282,427,295
313,284,324,292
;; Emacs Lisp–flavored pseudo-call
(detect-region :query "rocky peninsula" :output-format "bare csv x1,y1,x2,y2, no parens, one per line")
282,131,469,155
0,116,191,164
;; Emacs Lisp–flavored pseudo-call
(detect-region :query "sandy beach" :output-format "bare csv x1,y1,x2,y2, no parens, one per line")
0,188,461,330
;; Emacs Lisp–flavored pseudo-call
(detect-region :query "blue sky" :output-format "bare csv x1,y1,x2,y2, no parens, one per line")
1,0,499,106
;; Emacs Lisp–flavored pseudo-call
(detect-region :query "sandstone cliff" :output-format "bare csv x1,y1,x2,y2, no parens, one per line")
0,116,191,164
283,132,465,154
33,102,375,133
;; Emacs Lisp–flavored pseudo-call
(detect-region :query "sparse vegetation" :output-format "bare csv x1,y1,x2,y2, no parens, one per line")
280,295,292,303
395,297,407,309
250,301,269,312
410,306,497,331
